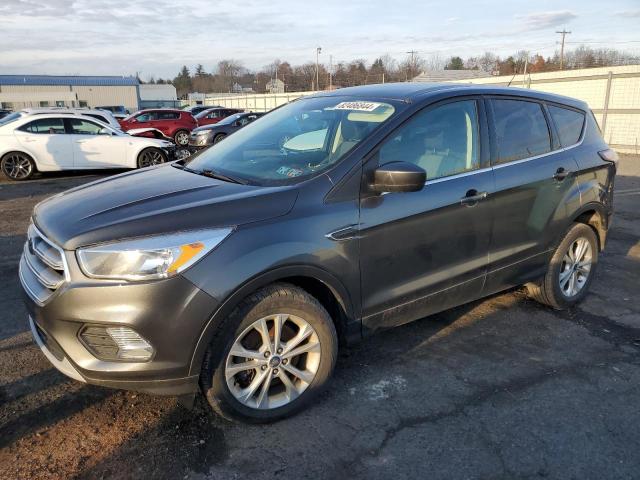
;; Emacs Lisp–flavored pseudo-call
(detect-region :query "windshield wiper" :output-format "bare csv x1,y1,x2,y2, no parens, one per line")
173,162,247,185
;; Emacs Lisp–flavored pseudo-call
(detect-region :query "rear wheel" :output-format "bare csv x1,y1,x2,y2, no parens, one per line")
200,283,338,423
137,148,167,168
1,152,36,181
213,133,226,144
526,223,598,310
174,130,190,146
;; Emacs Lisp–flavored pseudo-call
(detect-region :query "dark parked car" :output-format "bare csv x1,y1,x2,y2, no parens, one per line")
20,83,616,423
189,112,265,148
194,107,244,127
0,109,12,120
183,105,219,116
97,105,130,115
118,109,198,146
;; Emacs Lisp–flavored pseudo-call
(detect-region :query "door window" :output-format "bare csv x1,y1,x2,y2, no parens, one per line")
548,105,585,147
157,111,180,120
136,112,157,122
378,100,480,180
20,118,66,134
68,118,104,135
491,99,551,163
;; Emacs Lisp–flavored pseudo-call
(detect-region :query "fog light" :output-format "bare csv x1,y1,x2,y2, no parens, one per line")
80,326,154,361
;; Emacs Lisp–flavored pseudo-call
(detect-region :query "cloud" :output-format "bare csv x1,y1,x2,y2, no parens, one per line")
613,9,640,18
516,10,577,30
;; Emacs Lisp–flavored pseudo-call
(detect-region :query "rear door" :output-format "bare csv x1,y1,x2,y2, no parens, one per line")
154,111,181,135
359,97,493,331
14,117,73,168
66,118,128,168
484,97,581,293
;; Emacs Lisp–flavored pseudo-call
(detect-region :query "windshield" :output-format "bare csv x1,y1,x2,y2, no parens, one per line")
0,111,23,126
185,97,398,185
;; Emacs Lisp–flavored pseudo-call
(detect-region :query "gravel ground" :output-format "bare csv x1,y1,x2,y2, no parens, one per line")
1,157,639,480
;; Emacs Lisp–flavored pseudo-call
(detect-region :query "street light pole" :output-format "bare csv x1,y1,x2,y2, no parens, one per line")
316,47,322,91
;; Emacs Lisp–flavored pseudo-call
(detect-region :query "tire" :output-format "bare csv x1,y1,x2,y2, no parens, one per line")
1,152,36,181
213,133,226,144
173,130,190,146
200,283,338,423
137,148,167,168
526,223,599,310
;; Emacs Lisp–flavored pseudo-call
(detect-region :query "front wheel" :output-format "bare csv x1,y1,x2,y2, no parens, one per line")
200,283,338,423
1,152,36,181
174,130,190,146
137,148,167,168
213,133,226,144
526,223,599,310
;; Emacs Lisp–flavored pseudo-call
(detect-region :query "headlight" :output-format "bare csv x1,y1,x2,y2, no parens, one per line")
77,228,232,281
195,130,211,136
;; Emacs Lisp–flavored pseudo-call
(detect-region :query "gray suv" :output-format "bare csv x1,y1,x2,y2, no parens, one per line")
19,83,616,422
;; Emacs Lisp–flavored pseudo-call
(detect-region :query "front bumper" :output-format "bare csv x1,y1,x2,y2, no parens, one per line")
21,236,219,395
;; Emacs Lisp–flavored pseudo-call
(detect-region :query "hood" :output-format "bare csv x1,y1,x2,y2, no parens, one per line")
192,124,222,133
34,164,298,250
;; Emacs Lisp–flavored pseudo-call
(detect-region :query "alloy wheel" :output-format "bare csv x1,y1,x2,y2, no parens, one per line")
559,237,593,297
225,313,321,410
2,153,33,180
139,149,165,168
175,131,190,145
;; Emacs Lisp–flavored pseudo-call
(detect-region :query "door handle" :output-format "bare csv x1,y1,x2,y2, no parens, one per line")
460,190,488,206
76,140,87,144
553,167,571,181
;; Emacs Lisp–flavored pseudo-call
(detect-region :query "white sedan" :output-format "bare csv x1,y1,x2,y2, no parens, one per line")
0,114,174,180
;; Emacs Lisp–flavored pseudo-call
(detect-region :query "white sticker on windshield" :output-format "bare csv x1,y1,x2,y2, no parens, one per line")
331,101,382,112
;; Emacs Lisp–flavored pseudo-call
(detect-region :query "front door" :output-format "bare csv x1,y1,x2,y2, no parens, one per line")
66,118,127,168
359,98,493,332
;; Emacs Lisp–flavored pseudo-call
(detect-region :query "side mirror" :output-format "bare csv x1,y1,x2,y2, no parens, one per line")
371,161,426,193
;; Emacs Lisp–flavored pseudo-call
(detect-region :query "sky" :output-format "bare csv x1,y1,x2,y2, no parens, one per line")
1,0,639,80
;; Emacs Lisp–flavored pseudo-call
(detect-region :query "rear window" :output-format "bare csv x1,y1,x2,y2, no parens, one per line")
548,105,585,147
491,99,551,164
20,118,66,134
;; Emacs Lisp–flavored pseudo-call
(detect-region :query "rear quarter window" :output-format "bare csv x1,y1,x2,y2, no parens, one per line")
548,105,585,147
491,99,551,164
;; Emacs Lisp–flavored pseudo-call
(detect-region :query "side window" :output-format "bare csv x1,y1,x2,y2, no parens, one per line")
136,112,156,122
378,100,480,180
207,111,220,119
157,111,179,120
20,118,66,134
68,118,104,135
548,105,585,147
491,99,551,163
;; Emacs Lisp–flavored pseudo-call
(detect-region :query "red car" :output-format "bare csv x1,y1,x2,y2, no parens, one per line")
194,107,243,127
119,109,197,146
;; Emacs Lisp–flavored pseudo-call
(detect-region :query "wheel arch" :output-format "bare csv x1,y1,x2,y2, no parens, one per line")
188,264,358,376
572,202,609,250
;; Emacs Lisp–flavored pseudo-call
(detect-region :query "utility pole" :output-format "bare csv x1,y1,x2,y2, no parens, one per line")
556,29,571,70
329,54,332,90
316,47,322,91
406,50,418,81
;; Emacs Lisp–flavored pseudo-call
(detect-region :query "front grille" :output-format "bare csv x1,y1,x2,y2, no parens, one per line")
19,223,67,305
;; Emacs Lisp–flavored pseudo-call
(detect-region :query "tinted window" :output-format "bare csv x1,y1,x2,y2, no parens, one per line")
157,111,179,120
20,118,66,134
136,112,157,122
548,105,585,147
492,99,551,163
68,118,104,135
378,100,480,180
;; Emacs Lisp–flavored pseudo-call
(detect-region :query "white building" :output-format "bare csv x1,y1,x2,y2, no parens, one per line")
0,75,140,112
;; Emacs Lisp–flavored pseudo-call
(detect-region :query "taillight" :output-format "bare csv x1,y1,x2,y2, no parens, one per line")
598,149,619,166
